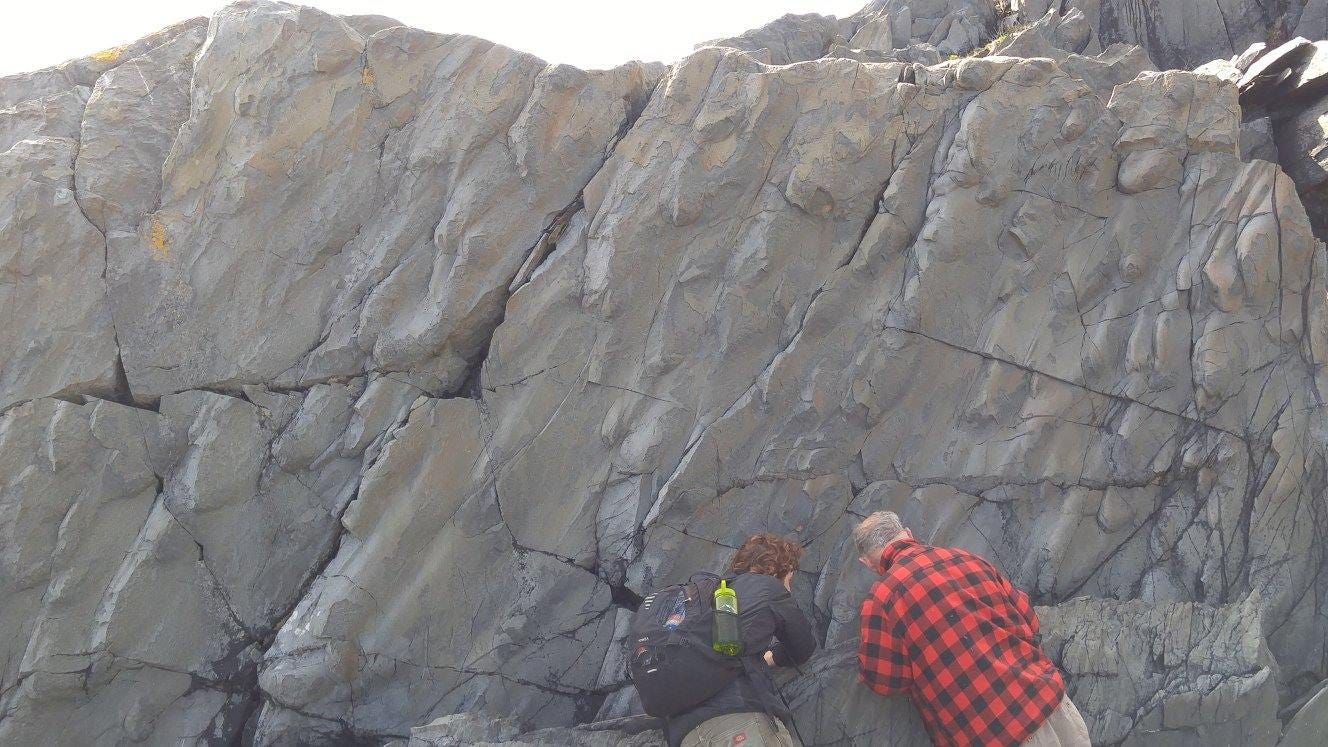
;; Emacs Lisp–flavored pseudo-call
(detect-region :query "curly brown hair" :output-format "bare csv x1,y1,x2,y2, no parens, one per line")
729,533,804,578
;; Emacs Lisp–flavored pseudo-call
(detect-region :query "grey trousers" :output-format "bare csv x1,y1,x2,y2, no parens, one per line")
1023,694,1092,746
679,712,800,747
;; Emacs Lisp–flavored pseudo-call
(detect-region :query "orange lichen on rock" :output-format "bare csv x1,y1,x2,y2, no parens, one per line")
149,217,169,260
90,45,127,63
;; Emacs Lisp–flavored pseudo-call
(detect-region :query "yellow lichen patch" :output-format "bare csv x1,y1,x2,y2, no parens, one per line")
90,45,127,63
149,218,169,260
361,66,375,87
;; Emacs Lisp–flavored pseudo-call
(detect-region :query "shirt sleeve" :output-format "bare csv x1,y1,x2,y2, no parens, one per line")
857,590,912,695
983,554,1040,639
769,589,817,667
1011,583,1040,638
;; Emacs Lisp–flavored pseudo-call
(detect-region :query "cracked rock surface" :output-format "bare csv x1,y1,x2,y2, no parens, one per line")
3,1,1328,745
1018,0,1325,71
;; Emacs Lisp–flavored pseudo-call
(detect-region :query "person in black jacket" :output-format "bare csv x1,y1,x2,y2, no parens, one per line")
666,533,818,747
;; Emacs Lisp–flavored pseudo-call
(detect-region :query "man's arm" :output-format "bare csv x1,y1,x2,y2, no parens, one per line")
1010,581,1040,638
858,591,911,695
979,553,1040,638
767,589,817,667
998,558,1041,632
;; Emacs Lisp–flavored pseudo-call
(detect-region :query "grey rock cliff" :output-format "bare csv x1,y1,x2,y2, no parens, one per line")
1019,0,1320,70
2,1,1328,745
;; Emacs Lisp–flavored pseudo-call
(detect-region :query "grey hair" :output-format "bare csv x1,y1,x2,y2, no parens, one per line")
853,511,906,558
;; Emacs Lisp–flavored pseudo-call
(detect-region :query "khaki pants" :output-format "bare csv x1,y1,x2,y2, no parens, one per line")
1023,694,1092,746
680,712,800,747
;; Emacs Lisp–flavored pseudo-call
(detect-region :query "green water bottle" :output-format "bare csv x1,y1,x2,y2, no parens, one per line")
712,579,741,656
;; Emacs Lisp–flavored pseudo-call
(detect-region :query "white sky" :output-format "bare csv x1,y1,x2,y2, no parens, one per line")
0,0,868,76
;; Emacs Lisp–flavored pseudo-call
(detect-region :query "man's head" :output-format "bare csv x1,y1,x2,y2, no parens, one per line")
730,533,804,590
852,511,913,571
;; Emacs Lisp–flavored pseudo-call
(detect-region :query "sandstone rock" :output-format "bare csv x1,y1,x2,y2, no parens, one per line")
0,17,207,111
705,1,997,63
995,6,1092,57
259,43,1326,745
0,16,210,413
1235,39,1328,116
826,41,943,65
781,644,930,745
1297,0,1328,41
1235,42,1270,72
701,13,843,64
0,137,119,412
254,395,624,741
1284,41,1328,105
1240,116,1280,162
1239,37,1315,109
991,8,1152,96
0,379,417,743
75,20,207,234
851,0,998,56
1040,597,1280,745
410,713,523,745
1237,38,1328,241
1273,96,1328,192
1280,681,1328,746
104,0,662,400
848,9,905,53
0,398,246,745
3,1,1328,745
409,713,662,746
1196,57,1242,84
341,13,404,37
0,87,87,153
1020,0,1317,70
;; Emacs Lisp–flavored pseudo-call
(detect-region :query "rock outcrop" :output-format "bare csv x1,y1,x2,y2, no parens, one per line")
405,713,661,746
704,0,998,64
3,1,1328,745
1230,36,1328,243
1019,0,1326,70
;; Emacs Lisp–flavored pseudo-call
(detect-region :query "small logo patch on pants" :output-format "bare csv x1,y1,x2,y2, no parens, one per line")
731,733,747,745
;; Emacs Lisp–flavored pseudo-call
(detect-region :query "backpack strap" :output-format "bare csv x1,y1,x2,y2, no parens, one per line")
687,570,723,586
737,652,799,743
692,569,806,742
728,601,805,746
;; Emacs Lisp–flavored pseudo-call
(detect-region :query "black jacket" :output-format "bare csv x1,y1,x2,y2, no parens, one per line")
663,572,817,747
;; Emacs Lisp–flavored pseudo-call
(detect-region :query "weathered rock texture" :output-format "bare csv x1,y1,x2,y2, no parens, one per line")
1019,0,1325,70
3,1,1328,745
705,0,998,64
1231,35,1328,244
405,713,661,746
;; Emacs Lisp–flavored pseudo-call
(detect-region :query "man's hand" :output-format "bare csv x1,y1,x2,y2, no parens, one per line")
764,650,776,667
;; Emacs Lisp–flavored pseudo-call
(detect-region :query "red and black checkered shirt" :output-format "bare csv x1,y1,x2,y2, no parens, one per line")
858,538,1065,746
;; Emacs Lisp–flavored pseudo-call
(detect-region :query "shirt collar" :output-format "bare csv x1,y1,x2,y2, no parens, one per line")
874,537,921,575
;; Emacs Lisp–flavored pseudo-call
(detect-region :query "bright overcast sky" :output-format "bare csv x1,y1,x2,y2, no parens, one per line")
0,0,867,76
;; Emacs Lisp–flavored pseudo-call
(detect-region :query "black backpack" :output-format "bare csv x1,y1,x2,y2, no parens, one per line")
626,572,744,717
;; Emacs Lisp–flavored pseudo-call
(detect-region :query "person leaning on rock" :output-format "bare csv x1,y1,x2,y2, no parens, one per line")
853,511,1090,747
667,533,817,747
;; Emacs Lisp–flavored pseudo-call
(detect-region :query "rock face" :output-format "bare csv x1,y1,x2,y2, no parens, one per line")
1229,36,1328,241
1039,598,1281,745
406,713,661,746
2,1,1328,745
1019,0,1321,70
704,0,998,63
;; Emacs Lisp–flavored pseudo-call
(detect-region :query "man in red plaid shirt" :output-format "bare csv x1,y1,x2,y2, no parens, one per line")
853,511,1089,746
